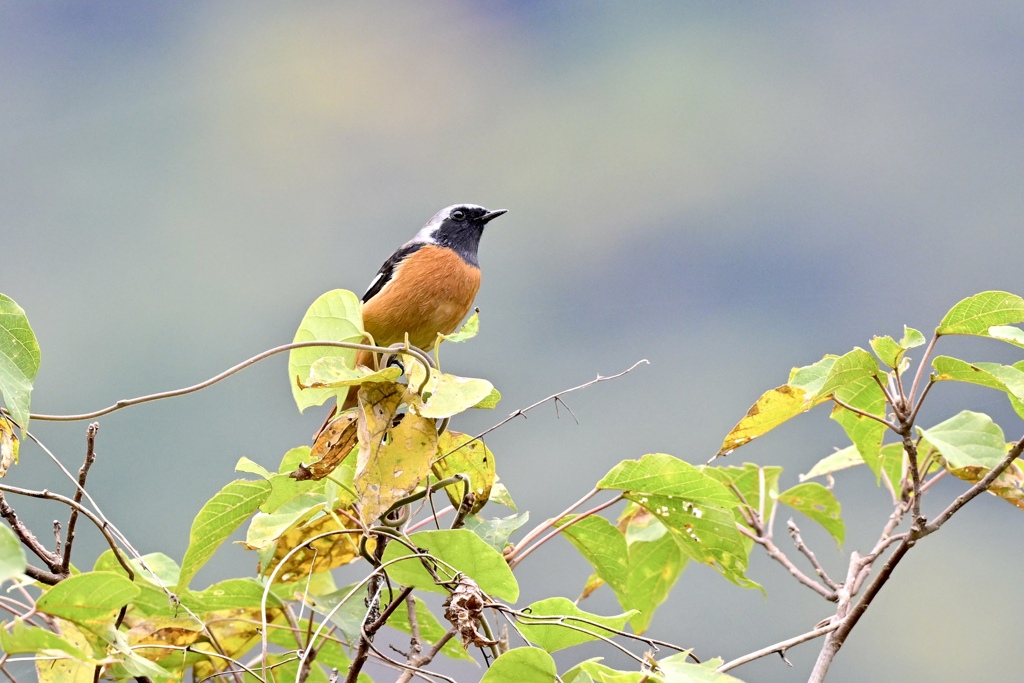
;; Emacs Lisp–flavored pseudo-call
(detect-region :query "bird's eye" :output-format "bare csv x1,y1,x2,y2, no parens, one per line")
451,210,466,221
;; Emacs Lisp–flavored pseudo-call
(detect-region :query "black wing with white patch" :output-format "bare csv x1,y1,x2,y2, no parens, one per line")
362,242,425,302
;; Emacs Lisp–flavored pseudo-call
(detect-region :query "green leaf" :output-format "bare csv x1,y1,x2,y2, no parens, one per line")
463,512,530,551
937,291,1024,336
0,294,41,435
473,386,502,409
719,356,836,454
244,492,327,550
380,529,519,601
988,325,1024,349
622,527,687,632
36,571,140,625
556,515,629,599
870,335,905,369
829,379,887,477
288,289,365,413
814,348,882,400
384,595,474,661
184,577,282,612
407,361,496,419
918,411,1006,469
598,455,755,590
0,524,27,582
517,597,635,653
777,482,845,545
439,310,480,343
598,454,737,506
900,326,926,348
0,619,94,662
658,652,746,682
480,647,558,683
176,479,271,590
704,464,782,518
932,356,1024,419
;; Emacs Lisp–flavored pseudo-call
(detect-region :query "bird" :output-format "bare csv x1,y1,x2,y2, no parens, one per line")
340,203,506,411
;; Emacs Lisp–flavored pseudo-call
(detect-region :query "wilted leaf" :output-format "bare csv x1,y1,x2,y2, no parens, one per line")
289,289,365,413
947,458,1024,510
355,388,437,523
296,411,360,481
264,508,361,582
0,417,18,476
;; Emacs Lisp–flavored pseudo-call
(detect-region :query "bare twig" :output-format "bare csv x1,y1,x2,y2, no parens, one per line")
787,519,840,591
438,360,649,460
0,484,133,581
718,622,840,673
830,396,897,431
61,422,99,574
394,629,458,683
810,432,1024,681
0,491,61,570
507,493,624,569
907,334,938,407
736,525,836,601
508,488,599,560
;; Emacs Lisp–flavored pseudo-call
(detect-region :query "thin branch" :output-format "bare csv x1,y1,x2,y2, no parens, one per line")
736,525,836,601
907,334,938,407
787,519,840,591
508,488,599,560
508,493,624,569
926,433,1024,532
394,629,457,683
29,340,402,422
830,396,897,431
718,622,840,673
0,492,61,570
62,422,99,574
438,360,649,460
0,484,133,581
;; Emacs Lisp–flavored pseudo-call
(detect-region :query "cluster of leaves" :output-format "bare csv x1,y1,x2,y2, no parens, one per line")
0,289,1022,683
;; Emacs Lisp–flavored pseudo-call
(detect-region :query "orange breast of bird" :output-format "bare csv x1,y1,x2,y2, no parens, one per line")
360,244,482,357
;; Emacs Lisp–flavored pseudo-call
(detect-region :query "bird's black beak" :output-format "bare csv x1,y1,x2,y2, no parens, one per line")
479,209,508,224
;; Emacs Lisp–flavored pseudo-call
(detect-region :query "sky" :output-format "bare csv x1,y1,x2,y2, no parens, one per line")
3,3,1024,681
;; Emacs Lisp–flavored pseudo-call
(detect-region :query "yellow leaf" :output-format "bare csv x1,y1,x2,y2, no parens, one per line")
0,417,18,477
433,431,496,514
265,509,361,583
718,385,826,456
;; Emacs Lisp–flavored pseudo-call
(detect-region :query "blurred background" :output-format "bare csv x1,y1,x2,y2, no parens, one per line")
3,2,1023,681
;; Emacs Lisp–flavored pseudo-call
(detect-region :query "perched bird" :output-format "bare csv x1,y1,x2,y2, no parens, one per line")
341,203,506,409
